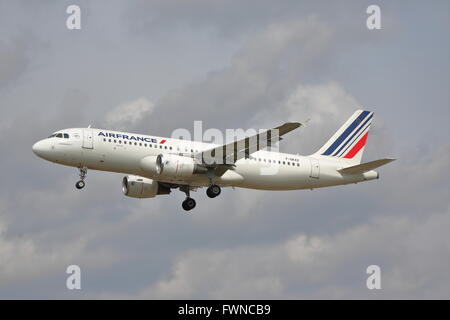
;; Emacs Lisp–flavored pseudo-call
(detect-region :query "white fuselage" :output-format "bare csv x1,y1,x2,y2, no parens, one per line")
32,128,378,191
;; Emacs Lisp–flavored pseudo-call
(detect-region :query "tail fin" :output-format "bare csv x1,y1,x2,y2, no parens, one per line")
315,110,374,164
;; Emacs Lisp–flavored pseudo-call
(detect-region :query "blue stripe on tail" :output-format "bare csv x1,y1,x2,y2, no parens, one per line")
332,112,373,156
322,111,370,156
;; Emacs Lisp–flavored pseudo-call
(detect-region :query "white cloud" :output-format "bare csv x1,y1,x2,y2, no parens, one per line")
284,83,358,124
250,82,360,154
105,98,154,130
132,210,450,299
0,225,118,285
134,16,335,135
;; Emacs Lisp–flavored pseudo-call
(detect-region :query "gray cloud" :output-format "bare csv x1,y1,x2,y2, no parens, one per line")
0,36,30,90
133,16,336,137
131,210,450,299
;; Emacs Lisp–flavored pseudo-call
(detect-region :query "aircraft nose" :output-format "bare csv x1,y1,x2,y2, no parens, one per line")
32,140,48,158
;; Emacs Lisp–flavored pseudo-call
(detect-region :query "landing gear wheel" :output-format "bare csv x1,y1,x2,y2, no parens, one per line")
206,185,221,198
76,166,87,190
75,180,85,189
182,197,196,211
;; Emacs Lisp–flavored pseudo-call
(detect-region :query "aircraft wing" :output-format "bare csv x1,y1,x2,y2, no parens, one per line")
195,122,302,167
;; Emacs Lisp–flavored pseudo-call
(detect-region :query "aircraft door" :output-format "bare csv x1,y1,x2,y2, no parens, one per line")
309,158,320,179
82,128,94,149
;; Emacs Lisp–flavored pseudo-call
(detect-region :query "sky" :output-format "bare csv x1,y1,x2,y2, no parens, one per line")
0,0,449,299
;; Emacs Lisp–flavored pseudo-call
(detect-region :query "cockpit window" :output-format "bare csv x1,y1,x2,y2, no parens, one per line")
48,132,70,138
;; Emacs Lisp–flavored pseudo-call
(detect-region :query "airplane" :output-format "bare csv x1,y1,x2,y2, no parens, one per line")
32,110,395,211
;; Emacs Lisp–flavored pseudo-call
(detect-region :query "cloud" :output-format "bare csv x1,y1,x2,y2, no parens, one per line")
134,16,334,136
132,209,450,299
105,98,155,130
0,215,118,286
0,36,31,90
252,82,360,154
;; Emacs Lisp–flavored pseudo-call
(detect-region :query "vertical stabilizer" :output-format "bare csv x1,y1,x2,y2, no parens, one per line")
314,110,374,164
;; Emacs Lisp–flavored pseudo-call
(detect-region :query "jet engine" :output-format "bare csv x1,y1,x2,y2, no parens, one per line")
155,154,207,177
122,175,170,198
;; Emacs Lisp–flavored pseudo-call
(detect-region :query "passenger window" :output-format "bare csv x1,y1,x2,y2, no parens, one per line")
165,146,167,149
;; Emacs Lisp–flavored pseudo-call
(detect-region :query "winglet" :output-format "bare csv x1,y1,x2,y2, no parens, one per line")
274,122,302,136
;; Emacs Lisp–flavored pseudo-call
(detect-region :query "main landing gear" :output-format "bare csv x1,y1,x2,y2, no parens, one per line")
180,185,196,211
179,184,222,211
206,184,221,198
182,197,196,211
205,169,221,199
75,166,87,190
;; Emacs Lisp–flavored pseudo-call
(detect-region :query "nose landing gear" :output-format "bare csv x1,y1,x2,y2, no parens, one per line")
75,166,87,189
75,180,85,189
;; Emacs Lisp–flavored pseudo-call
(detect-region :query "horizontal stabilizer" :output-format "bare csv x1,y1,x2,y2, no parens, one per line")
338,158,395,175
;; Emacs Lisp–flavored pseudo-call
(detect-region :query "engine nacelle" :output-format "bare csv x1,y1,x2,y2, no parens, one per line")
122,175,170,198
156,154,207,177
140,155,159,175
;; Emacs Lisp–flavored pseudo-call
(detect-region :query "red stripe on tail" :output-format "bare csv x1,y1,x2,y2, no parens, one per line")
343,132,368,159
